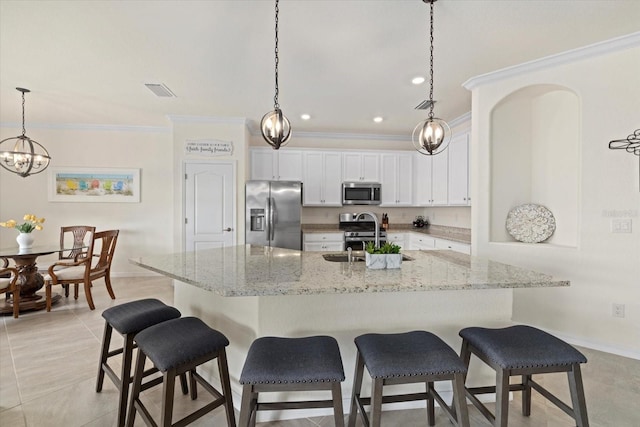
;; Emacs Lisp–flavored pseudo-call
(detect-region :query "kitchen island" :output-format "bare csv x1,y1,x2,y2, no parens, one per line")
130,245,568,420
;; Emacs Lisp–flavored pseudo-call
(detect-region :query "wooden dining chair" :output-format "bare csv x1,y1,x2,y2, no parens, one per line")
42,226,96,297
45,229,119,311
0,263,20,318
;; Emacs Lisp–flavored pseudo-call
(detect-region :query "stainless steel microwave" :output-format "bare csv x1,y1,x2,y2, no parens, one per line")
342,182,382,205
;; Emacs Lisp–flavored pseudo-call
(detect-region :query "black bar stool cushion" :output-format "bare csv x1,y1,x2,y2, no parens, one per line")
459,325,587,369
240,335,345,384
355,331,467,379
134,317,229,372
102,298,181,335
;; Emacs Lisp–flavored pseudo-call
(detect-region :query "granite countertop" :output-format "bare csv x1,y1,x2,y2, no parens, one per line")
303,224,471,244
130,245,568,297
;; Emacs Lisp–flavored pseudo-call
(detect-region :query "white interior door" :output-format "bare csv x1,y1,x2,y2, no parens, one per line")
185,162,236,252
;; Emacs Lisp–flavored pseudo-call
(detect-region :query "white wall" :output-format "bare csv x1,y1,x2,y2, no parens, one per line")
0,126,173,275
468,36,640,357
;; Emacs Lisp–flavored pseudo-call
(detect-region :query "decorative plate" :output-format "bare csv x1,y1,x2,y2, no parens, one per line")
505,204,556,243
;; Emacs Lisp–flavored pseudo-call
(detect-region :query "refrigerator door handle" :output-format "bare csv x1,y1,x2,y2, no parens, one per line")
265,197,271,241
269,197,276,241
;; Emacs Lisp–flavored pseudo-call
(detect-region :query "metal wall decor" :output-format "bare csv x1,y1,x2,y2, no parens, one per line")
412,0,451,156
260,0,292,150
609,129,640,155
0,88,51,177
609,128,640,188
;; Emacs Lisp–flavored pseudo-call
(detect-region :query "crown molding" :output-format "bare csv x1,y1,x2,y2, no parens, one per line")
463,31,640,90
0,113,472,140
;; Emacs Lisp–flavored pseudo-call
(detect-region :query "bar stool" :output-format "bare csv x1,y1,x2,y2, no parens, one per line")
459,325,589,427
238,335,346,427
96,298,183,427
348,331,470,427
126,316,236,427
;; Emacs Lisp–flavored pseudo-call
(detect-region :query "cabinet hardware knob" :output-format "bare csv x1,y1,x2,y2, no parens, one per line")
223,227,233,232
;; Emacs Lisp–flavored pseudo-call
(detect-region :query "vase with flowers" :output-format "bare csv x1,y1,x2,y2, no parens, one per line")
1,214,45,250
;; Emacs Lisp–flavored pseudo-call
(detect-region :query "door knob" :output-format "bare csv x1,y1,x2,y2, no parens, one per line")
223,227,233,232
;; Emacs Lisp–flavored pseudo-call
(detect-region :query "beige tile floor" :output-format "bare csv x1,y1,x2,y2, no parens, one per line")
1,276,639,426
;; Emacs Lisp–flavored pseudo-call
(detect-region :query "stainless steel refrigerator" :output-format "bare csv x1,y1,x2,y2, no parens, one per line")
245,181,302,250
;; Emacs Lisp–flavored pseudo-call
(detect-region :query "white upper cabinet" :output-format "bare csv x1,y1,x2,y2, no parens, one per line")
380,152,414,206
447,132,471,205
342,152,380,182
302,151,343,206
413,150,448,206
250,148,303,181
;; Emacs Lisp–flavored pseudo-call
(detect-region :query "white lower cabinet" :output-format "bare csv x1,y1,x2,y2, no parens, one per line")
386,232,408,250
434,238,471,254
408,234,436,250
406,232,470,254
303,232,344,251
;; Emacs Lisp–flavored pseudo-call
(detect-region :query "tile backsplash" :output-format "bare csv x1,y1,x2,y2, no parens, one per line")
302,206,471,229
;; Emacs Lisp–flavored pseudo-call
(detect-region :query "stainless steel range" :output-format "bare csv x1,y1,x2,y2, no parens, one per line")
339,213,387,250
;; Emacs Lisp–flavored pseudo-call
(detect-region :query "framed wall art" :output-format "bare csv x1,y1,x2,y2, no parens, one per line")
48,167,140,203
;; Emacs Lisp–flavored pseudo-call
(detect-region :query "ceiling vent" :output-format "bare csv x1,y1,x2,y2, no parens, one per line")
144,83,176,97
414,99,436,110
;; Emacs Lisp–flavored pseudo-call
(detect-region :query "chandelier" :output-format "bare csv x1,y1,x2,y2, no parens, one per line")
0,88,51,177
412,0,451,156
260,0,292,150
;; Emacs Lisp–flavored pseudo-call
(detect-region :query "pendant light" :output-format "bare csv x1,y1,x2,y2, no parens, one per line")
260,0,292,150
412,0,451,156
0,88,51,177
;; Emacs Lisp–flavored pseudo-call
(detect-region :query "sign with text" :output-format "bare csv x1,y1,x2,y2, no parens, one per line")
185,139,233,156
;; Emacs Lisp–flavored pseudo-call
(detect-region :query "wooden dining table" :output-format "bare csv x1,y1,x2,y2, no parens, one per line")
0,244,85,314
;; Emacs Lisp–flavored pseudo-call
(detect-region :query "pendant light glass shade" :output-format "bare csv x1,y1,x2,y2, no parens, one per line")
0,88,51,178
413,0,450,156
261,0,291,150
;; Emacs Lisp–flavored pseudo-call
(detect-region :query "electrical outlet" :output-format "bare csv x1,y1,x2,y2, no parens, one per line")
611,218,632,233
612,303,625,318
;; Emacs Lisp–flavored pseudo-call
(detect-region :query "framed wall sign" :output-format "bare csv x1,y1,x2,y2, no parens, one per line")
184,139,233,156
48,167,141,203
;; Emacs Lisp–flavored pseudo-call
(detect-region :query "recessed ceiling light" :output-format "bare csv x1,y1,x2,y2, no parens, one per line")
411,76,425,85
373,117,383,123
301,114,311,120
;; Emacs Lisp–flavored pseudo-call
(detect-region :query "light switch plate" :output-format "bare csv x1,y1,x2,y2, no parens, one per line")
611,218,632,233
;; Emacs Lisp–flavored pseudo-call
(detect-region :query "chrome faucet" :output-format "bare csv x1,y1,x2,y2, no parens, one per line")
356,211,380,249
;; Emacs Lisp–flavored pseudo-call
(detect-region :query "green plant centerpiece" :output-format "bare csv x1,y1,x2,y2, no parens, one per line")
365,241,401,254
364,242,402,269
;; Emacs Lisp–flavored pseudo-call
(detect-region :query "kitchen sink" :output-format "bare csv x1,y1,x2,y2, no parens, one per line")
322,253,413,262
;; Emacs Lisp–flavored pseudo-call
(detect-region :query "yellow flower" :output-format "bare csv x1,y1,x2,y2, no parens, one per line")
1,215,44,233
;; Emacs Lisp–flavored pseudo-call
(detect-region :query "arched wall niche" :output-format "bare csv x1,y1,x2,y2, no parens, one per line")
489,84,580,247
